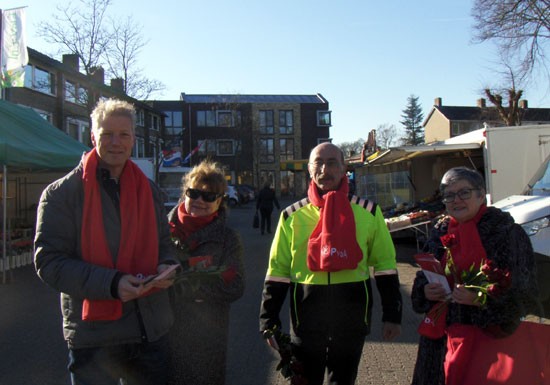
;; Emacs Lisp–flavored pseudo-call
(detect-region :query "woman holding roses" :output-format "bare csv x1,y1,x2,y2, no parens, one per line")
411,167,541,385
166,160,245,385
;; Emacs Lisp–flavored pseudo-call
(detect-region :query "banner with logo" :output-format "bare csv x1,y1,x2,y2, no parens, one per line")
1,7,28,88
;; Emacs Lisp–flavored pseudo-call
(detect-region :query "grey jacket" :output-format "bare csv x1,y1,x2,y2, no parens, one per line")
34,160,175,349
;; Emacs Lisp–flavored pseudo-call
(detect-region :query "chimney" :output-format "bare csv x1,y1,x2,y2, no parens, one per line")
62,54,80,71
110,78,124,91
434,97,442,107
519,99,528,109
477,98,486,108
90,67,105,84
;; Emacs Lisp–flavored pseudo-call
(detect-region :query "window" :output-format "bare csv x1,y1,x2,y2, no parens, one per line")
65,81,76,103
259,110,274,134
217,110,233,127
137,110,145,126
198,139,217,155
152,115,159,131
66,118,91,146
164,110,183,136
134,137,145,158
78,87,89,106
197,110,216,127
279,138,294,161
25,65,56,95
34,109,53,123
317,110,331,126
260,138,274,163
279,110,293,134
217,140,235,156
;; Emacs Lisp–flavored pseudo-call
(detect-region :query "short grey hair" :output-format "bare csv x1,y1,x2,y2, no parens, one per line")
90,98,136,134
440,167,485,193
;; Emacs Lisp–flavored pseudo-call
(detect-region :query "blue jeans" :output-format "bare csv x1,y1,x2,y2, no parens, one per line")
68,335,169,385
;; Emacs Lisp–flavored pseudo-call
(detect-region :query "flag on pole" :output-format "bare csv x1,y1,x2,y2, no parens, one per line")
182,141,205,165
1,7,28,88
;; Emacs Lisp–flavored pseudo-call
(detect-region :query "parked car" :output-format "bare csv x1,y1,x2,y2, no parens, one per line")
234,184,255,204
226,185,240,206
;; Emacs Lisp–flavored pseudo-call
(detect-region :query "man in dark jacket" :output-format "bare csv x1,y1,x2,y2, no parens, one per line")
34,98,177,385
256,182,280,235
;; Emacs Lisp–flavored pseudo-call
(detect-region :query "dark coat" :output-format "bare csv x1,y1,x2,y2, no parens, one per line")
166,206,245,385
34,161,174,349
256,186,280,211
410,207,539,385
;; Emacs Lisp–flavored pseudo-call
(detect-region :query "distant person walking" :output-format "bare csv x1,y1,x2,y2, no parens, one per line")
256,183,280,235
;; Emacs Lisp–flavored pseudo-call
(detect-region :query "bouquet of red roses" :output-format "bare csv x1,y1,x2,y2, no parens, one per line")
418,233,512,339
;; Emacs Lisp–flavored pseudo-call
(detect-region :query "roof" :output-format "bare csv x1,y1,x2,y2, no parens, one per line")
425,105,550,124
179,93,328,104
363,129,485,167
0,99,89,170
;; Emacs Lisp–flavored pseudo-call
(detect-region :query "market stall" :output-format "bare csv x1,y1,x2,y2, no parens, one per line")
0,99,89,282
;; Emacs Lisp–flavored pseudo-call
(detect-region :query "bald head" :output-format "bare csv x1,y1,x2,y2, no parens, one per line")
308,142,346,191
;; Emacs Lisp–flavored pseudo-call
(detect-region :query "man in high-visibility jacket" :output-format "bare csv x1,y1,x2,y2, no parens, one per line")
259,142,402,385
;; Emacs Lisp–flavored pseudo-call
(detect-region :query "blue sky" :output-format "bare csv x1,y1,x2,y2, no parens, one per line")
4,0,550,144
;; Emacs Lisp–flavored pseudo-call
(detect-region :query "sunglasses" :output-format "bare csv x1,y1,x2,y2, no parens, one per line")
185,188,222,202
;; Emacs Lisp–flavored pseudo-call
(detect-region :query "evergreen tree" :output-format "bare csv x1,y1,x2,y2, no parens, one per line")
400,95,424,145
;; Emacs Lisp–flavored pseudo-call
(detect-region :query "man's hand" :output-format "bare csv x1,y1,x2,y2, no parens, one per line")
382,322,401,341
118,274,146,302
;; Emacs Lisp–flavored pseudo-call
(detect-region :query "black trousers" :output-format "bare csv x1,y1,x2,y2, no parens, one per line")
292,332,365,385
259,207,274,234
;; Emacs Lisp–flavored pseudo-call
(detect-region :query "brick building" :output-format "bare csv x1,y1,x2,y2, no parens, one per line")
152,93,332,197
3,47,165,160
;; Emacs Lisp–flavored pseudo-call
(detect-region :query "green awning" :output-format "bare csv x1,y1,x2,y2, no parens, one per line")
0,99,89,170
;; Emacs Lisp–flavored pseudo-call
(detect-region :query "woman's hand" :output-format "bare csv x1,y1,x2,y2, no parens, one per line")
424,282,448,302
451,284,480,306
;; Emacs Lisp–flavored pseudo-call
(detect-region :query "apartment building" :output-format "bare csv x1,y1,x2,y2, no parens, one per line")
3,47,165,160
152,93,332,197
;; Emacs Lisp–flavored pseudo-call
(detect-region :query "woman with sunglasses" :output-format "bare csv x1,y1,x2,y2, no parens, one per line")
411,166,540,385
166,160,245,385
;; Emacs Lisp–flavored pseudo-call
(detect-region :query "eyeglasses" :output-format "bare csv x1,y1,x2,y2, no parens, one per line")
309,159,340,169
185,188,222,202
441,188,480,203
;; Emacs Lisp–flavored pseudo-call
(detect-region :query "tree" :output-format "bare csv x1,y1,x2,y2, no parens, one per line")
376,123,398,149
338,138,365,158
471,0,550,82
36,0,164,99
400,95,424,145
485,87,524,126
104,16,165,99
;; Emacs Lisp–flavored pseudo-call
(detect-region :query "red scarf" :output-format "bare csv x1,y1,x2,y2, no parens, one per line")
173,203,218,245
81,149,158,321
307,176,363,272
444,204,488,283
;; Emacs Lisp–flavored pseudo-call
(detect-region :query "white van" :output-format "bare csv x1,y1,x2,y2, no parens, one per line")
492,154,550,316
492,153,550,259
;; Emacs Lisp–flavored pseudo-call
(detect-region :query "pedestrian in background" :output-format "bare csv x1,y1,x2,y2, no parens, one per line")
166,160,245,385
256,182,280,235
34,98,176,385
259,142,402,385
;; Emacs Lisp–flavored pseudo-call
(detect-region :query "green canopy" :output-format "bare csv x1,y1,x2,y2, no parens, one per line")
0,99,89,170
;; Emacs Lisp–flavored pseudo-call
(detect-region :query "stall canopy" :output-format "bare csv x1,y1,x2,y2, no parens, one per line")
0,99,89,282
0,99,89,170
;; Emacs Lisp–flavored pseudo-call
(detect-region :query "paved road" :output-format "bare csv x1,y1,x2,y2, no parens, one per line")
0,200,424,385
